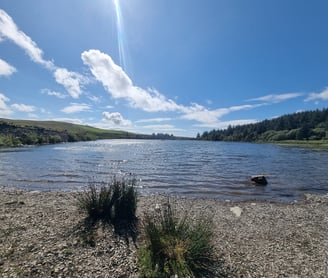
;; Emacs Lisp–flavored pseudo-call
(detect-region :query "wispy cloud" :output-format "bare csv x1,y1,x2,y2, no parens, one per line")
181,104,260,125
81,49,183,112
87,95,101,103
0,9,87,98
139,124,184,133
0,93,13,116
305,87,328,102
0,9,54,69
0,58,16,76
136,117,172,123
247,93,303,103
61,103,91,114
41,88,67,99
102,111,132,126
11,103,35,112
194,119,258,129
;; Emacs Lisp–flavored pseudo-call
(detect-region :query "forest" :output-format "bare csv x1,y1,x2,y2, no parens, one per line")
198,108,328,142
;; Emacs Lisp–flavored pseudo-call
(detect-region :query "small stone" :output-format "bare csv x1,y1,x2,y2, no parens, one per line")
230,206,243,217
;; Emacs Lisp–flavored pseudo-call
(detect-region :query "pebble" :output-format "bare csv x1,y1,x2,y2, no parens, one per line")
1,190,328,277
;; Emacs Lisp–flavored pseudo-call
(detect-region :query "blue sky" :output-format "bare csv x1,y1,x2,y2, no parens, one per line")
1,0,328,137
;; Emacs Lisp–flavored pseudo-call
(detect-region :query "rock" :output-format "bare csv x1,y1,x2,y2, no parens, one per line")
230,206,243,217
251,175,268,185
154,203,161,211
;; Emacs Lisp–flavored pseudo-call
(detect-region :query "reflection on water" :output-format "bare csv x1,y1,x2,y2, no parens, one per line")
0,139,327,202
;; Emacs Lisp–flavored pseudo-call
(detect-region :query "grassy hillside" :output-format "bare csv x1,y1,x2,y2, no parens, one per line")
0,118,138,147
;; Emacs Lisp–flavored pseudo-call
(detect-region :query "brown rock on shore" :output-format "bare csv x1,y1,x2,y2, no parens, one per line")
0,188,327,277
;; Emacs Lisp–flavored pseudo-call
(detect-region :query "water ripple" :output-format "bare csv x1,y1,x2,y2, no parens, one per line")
1,139,328,202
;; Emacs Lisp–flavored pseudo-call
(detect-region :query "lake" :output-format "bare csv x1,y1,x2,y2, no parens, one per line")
0,139,327,202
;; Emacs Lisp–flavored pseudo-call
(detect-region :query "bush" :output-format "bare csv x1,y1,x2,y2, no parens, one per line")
77,177,137,225
138,200,217,277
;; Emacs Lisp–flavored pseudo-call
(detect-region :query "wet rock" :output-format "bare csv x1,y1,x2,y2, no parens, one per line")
251,175,268,185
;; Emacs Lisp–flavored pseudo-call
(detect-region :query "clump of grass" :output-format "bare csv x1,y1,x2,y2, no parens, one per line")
138,199,218,277
77,177,137,226
77,183,113,223
111,178,137,225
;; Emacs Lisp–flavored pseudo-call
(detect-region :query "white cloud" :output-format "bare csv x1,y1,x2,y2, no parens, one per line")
87,95,101,103
0,9,87,98
81,49,183,112
11,103,35,112
136,117,172,123
181,104,258,124
140,124,182,132
41,88,67,99
81,49,267,128
248,93,303,103
54,68,86,99
305,87,328,102
0,58,16,76
102,111,132,126
194,119,258,129
0,93,13,116
0,9,54,69
61,103,91,114
181,105,221,124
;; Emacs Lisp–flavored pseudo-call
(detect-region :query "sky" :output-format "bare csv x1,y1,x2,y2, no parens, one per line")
1,0,328,137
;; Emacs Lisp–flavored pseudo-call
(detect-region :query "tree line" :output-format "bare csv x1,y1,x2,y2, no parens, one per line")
197,108,328,142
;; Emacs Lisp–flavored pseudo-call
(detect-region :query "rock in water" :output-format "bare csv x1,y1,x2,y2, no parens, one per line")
251,175,268,185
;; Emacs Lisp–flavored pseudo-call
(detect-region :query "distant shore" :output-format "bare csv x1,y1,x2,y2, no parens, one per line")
1,188,327,277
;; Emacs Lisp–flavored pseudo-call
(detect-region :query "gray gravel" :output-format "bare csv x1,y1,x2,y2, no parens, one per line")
0,189,327,277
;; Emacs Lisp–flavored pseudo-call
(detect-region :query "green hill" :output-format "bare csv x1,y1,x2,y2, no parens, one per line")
0,118,138,147
198,108,328,145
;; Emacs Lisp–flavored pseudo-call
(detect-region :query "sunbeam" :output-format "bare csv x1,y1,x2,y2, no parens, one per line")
113,0,127,70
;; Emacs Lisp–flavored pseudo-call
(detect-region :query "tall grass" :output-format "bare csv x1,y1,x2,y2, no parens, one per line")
111,178,137,225
77,177,137,226
138,200,217,277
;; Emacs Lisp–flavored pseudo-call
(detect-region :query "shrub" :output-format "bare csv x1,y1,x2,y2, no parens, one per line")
138,200,217,277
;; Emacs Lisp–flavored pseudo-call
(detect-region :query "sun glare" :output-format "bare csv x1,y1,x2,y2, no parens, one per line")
113,0,127,70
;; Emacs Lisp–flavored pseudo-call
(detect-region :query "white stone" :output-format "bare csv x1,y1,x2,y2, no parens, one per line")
230,206,242,217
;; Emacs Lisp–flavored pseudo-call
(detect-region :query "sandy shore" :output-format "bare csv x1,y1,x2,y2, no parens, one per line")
0,188,327,277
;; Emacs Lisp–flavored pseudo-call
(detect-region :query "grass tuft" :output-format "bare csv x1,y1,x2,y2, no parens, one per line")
77,183,113,223
111,178,138,225
138,199,218,277
76,177,138,228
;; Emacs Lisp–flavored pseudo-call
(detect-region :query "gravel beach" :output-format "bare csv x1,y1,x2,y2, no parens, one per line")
0,189,327,277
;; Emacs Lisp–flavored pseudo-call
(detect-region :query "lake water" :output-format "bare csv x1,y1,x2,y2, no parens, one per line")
0,139,327,202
